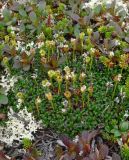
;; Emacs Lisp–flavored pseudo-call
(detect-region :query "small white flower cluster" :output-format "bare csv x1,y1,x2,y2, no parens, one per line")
16,41,35,55
0,108,42,146
124,110,129,118
0,70,17,95
82,0,129,18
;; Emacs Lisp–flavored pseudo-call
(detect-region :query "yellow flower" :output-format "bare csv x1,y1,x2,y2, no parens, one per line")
114,74,122,82
89,48,95,56
48,70,56,78
16,92,24,99
64,66,70,73
45,40,55,47
79,72,86,81
55,70,61,77
42,79,51,87
40,49,46,57
79,32,85,40
71,72,76,82
87,28,93,36
5,35,9,43
64,90,71,99
56,75,63,83
71,38,76,50
11,40,16,47
45,92,53,101
35,96,42,105
85,56,91,63
3,57,9,65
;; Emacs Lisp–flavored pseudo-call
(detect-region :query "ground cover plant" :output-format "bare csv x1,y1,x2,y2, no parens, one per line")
0,0,129,159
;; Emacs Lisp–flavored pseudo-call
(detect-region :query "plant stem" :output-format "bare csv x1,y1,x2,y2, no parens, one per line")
82,94,85,108
36,104,39,115
48,49,50,61
68,99,71,108
112,82,118,99
121,68,123,75
87,93,90,106
90,56,93,72
66,80,68,90
58,83,61,94
75,96,79,106
50,100,54,109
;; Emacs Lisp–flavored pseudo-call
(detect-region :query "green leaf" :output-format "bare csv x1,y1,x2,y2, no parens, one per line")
38,1,46,11
2,8,11,22
0,94,8,105
114,130,121,137
93,5,102,15
0,22,5,30
19,9,27,17
74,24,80,38
29,11,37,23
20,23,26,32
119,121,129,132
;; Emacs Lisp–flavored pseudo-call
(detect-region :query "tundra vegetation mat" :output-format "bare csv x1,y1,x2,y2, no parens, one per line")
0,0,129,159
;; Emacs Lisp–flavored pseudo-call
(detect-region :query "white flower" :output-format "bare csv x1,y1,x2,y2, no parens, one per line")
114,97,120,103
80,85,86,93
124,111,129,118
64,66,70,73
82,52,88,58
73,135,79,143
42,79,51,87
62,100,68,107
90,48,95,54
117,74,122,81
79,150,83,156
106,82,113,88
114,39,120,46
109,51,114,57
36,41,44,48
80,72,86,78
31,73,37,79
61,108,67,113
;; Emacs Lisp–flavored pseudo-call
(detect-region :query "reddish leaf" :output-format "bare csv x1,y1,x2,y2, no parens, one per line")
0,113,6,120
0,151,14,160
80,130,100,144
61,135,79,154
83,144,91,155
70,13,80,22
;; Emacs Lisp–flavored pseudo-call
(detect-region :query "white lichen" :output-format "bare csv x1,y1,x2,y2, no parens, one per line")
0,108,42,146
82,0,129,19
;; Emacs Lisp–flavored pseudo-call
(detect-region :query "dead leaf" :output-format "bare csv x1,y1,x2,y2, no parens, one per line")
98,144,109,160
125,37,129,43
112,153,121,160
109,21,124,38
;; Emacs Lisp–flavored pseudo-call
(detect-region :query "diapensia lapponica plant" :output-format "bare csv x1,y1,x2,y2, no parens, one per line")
0,0,129,148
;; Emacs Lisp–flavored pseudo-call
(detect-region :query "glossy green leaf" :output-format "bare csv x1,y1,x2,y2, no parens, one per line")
0,94,8,105
120,121,129,132
29,11,37,23
19,9,27,17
